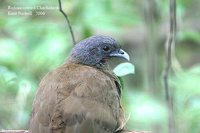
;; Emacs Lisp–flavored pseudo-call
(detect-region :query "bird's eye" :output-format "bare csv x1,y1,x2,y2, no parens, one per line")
103,46,110,52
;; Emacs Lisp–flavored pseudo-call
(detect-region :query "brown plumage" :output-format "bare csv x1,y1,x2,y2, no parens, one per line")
29,35,130,133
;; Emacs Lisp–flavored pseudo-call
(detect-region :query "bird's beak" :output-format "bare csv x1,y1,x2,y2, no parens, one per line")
109,49,130,61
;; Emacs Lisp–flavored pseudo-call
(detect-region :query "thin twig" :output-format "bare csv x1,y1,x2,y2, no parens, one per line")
163,0,176,133
58,0,76,45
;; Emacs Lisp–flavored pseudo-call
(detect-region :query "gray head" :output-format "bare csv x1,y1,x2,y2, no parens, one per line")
69,35,129,68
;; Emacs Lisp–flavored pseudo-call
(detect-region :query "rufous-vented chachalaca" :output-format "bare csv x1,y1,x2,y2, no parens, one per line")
29,35,130,133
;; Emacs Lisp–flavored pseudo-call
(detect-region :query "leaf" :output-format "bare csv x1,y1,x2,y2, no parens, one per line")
113,62,135,77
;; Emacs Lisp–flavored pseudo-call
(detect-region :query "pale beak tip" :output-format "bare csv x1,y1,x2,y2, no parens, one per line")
119,49,130,61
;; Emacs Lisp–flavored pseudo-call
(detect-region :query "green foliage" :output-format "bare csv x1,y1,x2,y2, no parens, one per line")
0,1,72,128
0,0,199,132
177,31,200,44
71,0,141,36
122,90,167,131
113,62,135,77
170,65,200,133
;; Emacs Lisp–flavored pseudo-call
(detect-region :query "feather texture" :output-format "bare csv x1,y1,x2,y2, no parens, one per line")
29,62,125,133
29,35,130,133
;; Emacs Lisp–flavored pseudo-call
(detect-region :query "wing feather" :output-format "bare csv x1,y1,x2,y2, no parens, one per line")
29,63,123,133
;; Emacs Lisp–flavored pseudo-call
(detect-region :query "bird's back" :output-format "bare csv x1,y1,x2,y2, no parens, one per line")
29,62,124,133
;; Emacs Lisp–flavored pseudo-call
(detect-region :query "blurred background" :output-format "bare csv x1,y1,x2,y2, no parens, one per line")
0,0,200,132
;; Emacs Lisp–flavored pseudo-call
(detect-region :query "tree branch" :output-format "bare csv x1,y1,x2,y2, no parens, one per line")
163,0,176,133
0,130,151,133
58,0,76,45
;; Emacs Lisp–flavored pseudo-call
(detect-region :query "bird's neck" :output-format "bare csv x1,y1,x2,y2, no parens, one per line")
68,56,110,70
66,60,118,80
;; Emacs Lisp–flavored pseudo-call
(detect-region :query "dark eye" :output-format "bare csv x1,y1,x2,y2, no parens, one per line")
103,46,110,52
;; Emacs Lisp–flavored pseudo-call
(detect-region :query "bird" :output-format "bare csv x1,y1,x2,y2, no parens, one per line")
29,35,130,133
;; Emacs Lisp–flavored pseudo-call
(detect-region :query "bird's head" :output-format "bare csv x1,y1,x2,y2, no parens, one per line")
69,35,129,68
